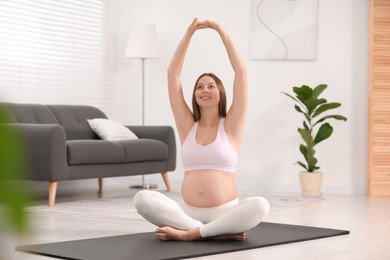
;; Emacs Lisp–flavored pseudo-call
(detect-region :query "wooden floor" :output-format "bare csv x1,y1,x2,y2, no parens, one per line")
1,180,390,260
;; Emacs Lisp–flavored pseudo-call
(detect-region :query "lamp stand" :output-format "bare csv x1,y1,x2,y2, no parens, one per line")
130,58,157,190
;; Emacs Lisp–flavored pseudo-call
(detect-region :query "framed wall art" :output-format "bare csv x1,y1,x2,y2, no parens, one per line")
249,0,319,61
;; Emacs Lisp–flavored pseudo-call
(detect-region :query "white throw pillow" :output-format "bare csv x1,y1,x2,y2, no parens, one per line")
87,118,138,141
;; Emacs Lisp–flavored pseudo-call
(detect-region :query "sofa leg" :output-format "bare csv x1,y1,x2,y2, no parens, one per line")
48,181,58,207
98,177,103,193
161,172,172,192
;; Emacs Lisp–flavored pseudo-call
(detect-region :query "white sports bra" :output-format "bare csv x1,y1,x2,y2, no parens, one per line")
180,118,238,173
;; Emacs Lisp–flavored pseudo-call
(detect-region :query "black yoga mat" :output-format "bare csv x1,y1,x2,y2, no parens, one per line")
16,222,349,260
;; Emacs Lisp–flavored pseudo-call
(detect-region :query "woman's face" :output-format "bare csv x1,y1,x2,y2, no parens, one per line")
195,75,220,108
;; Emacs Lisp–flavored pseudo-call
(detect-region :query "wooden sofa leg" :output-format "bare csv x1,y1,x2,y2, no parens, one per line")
98,177,103,193
48,181,58,207
161,172,172,192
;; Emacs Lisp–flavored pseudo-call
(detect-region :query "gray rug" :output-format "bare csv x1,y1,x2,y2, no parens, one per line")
26,191,323,221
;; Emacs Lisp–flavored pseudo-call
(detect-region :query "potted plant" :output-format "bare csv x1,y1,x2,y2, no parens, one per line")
282,84,347,196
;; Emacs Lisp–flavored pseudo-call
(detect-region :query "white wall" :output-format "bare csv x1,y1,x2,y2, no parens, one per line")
109,0,368,194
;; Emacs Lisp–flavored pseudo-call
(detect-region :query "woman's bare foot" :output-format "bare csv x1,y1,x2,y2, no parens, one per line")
156,227,246,241
211,232,246,241
156,226,201,241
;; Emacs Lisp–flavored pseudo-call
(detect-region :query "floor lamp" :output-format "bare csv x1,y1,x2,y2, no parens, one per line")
125,23,161,189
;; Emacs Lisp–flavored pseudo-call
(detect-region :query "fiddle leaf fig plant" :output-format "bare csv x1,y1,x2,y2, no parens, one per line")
282,84,347,172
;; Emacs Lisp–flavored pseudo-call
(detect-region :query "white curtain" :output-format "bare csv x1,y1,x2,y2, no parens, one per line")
0,0,109,114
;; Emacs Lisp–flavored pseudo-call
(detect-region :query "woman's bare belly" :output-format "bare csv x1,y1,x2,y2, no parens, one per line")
181,170,238,208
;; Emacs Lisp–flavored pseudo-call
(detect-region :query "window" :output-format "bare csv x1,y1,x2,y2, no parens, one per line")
0,0,109,114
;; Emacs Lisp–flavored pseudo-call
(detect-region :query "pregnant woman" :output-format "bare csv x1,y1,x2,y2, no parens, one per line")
134,18,270,241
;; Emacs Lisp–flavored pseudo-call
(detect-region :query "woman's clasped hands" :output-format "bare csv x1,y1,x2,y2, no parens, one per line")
187,18,222,34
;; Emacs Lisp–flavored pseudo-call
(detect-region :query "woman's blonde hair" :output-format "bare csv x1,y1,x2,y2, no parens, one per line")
192,73,227,121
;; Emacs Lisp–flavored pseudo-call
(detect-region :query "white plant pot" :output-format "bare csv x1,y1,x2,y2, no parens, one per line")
299,171,323,197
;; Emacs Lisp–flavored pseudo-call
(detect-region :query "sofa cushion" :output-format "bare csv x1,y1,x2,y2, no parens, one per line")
48,105,107,140
87,118,138,141
118,139,168,163
67,140,124,165
0,103,59,124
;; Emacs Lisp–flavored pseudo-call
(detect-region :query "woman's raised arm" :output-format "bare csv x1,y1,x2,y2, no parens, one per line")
205,21,248,145
167,18,206,144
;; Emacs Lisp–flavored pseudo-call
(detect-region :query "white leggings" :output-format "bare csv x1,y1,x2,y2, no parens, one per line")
133,190,270,238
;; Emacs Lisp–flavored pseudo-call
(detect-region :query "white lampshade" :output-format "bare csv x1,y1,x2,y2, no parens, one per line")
125,23,161,59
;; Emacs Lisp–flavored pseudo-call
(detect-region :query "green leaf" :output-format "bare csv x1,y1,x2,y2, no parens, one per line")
303,121,309,131
299,143,319,171
0,108,31,233
293,85,313,102
294,105,304,113
299,144,308,162
307,148,318,172
314,123,333,144
298,128,314,147
312,84,327,98
308,164,321,172
304,113,311,123
304,98,327,115
313,115,348,126
313,102,341,118
282,92,307,113
282,92,302,104
296,161,308,171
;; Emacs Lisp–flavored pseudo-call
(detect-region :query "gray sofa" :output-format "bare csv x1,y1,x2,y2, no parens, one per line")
0,102,176,206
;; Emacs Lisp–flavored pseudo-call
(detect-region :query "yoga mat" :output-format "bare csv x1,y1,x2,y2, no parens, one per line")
16,222,349,260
